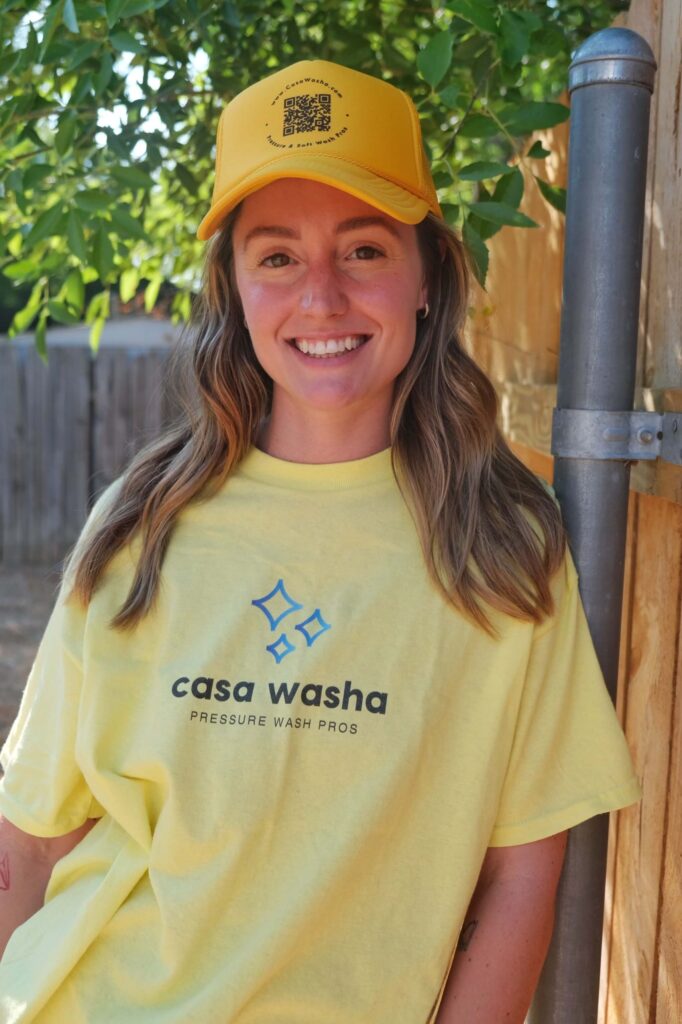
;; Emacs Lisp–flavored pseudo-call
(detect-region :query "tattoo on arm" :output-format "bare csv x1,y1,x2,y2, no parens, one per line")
0,851,10,891
457,919,478,952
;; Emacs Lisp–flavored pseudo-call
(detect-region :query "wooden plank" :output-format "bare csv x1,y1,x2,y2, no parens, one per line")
640,0,681,391
507,440,553,484
24,346,50,564
603,493,680,1023
655,524,682,1021
59,348,91,561
599,491,639,1021
612,0,663,397
0,346,21,564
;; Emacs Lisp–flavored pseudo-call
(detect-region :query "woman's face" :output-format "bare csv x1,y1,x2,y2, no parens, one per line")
231,178,426,448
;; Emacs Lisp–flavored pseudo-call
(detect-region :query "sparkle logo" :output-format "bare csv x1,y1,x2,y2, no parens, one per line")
251,579,331,663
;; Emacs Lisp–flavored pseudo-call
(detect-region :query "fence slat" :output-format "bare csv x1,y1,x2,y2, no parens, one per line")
0,341,171,565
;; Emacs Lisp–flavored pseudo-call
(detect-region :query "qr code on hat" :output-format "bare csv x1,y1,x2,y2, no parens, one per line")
283,94,332,136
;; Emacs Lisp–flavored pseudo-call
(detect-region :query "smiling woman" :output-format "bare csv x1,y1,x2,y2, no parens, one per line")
232,179,427,461
0,59,641,1024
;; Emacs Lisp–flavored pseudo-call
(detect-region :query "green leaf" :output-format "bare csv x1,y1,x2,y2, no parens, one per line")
70,73,94,107
92,223,115,279
2,259,40,280
67,210,88,262
121,0,163,15
456,114,499,139
89,317,105,353
499,10,531,68
144,273,163,313
467,201,538,228
106,0,128,28
48,299,81,325
534,176,567,214
119,266,140,302
110,206,146,241
174,163,198,193
10,305,39,336
448,0,497,35
94,51,113,96
111,165,156,190
9,280,44,336
35,312,48,365
5,167,23,197
462,220,489,288
492,167,524,208
110,30,146,54
85,290,106,325
55,111,78,156
23,163,53,191
60,268,85,313
438,84,460,109
39,0,65,60
417,31,454,90
63,0,79,33
86,288,110,352
458,161,511,181
24,203,64,247
433,170,454,189
74,189,111,213
440,203,460,226
527,140,551,159
64,39,99,70
501,102,570,135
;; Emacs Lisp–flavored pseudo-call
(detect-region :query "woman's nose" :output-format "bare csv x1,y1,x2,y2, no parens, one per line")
298,262,349,318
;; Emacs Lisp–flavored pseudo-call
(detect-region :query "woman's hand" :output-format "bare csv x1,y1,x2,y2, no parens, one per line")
435,830,567,1024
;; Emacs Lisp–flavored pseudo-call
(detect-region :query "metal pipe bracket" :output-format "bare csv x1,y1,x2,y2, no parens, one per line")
552,408,682,465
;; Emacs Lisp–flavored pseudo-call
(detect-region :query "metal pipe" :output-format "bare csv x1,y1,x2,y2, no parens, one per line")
527,27,656,1024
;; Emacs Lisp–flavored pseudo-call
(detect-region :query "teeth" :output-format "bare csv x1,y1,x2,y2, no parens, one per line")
292,335,368,357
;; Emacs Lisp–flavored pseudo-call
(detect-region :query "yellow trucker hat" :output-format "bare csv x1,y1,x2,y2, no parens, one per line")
196,59,443,240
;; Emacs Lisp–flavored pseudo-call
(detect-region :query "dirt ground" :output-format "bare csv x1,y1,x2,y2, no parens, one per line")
0,567,61,749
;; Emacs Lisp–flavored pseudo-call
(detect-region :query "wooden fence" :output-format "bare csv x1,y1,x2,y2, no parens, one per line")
0,334,174,567
466,0,682,1020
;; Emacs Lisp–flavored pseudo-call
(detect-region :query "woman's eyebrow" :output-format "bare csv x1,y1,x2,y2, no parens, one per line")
241,215,401,250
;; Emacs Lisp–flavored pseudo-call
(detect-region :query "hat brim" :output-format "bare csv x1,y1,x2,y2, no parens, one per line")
196,154,435,240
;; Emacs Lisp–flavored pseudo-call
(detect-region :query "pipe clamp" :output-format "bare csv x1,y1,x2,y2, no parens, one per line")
551,409,682,465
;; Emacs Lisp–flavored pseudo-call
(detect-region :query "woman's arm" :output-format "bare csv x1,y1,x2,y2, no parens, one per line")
0,813,97,959
435,830,567,1024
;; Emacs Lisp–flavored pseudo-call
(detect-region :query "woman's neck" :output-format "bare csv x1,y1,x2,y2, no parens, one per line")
256,396,392,464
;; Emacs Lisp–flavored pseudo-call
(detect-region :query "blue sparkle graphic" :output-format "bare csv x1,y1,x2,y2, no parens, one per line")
295,609,332,647
252,579,303,631
266,632,296,663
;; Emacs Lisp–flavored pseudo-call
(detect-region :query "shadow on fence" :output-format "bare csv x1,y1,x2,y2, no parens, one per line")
0,334,176,567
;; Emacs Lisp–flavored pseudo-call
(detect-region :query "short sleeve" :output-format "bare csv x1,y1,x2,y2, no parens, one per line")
488,551,642,847
0,481,122,837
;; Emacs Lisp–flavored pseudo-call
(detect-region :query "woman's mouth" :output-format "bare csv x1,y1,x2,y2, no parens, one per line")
287,334,371,359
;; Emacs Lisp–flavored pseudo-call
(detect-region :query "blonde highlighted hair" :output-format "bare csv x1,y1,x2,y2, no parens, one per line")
65,208,565,634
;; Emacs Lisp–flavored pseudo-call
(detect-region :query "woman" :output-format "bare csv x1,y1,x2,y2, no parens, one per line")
0,60,641,1023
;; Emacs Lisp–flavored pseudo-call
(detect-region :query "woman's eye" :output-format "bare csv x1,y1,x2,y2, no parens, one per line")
259,252,292,268
350,245,383,260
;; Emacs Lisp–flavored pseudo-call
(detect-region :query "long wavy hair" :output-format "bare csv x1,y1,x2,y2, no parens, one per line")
64,204,565,634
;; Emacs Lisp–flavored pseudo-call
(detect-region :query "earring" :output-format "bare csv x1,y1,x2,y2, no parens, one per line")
417,303,430,320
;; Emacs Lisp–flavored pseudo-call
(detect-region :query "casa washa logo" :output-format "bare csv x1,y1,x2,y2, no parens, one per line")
251,578,330,662
170,579,388,735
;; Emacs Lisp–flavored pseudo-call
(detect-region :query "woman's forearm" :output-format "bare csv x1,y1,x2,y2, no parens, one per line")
435,834,566,1024
435,876,556,1023
0,826,53,959
0,814,98,960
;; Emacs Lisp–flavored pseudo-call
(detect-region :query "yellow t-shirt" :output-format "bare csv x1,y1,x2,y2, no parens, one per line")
0,446,641,1023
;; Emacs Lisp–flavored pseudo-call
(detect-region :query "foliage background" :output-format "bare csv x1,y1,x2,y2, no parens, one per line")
0,0,628,356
